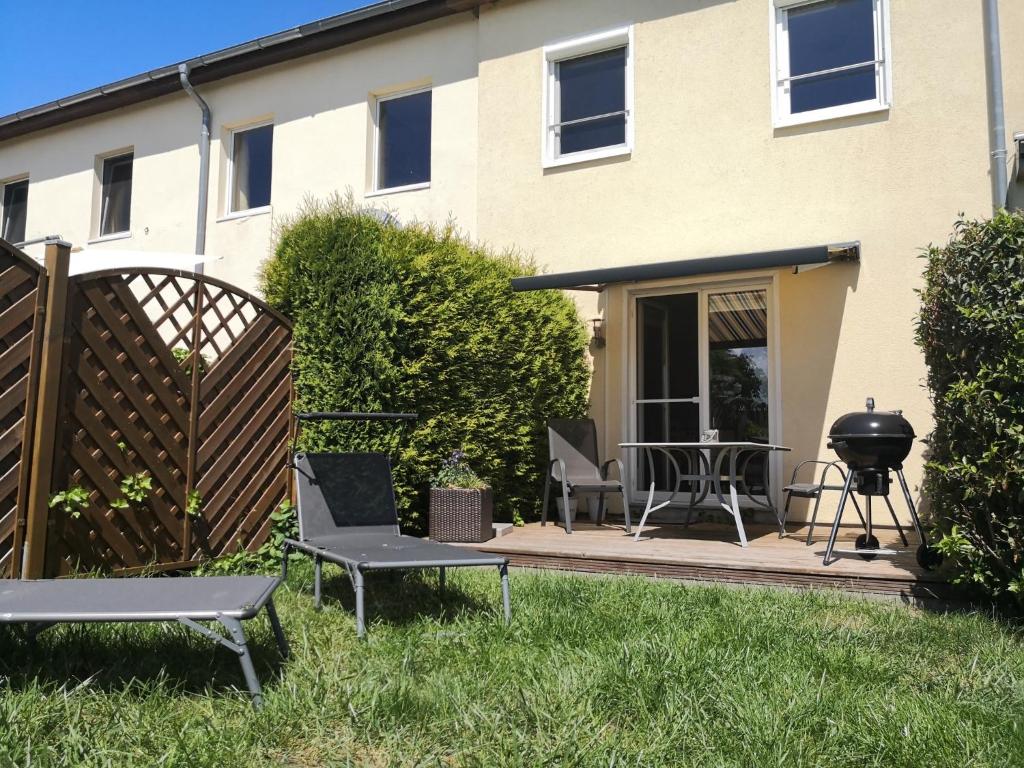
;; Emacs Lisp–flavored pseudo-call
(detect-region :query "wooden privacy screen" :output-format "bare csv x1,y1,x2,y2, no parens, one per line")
0,240,46,578
45,268,293,576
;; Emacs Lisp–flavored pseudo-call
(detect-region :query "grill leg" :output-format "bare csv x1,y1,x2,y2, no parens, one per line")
896,470,927,544
883,494,909,546
313,556,323,611
354,567,366,639
217,617,263,709
865,495,873,542
823,471,856,565
499,563,511,623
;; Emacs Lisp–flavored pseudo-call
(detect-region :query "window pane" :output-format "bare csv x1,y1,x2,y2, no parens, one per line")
2,179,28,244
791,65,877,113
788,0,875,76
637,293,699,401
707,290,769,446
378,91,431,190
557,47,626,155
100,153,133,236
232,125,274,212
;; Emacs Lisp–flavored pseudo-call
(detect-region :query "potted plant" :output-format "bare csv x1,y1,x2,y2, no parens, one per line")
429,450,493,543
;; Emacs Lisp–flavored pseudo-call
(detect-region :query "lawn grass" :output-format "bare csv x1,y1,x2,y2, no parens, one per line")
1,563,1022,767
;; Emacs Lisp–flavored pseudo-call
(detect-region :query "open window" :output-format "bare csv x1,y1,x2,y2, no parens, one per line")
229,123,274,214
374,88,432,193
99,152,133,237
1,178,28,244
771,0,891,128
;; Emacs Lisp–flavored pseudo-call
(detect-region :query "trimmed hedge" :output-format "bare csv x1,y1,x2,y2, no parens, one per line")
262,197,590,532
916,211,1024,601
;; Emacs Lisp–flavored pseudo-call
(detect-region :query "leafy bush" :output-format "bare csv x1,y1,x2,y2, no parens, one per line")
916,211,1024,601
262,195,590,532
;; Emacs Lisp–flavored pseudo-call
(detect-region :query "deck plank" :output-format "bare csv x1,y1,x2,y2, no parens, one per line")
470,521,947,599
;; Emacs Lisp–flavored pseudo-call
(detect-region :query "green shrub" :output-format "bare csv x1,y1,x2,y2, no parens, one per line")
916,211,1024,601
262,196,590,532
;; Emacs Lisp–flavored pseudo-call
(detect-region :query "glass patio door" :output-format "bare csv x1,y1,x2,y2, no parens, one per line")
635,293,700,492
631,284,773,499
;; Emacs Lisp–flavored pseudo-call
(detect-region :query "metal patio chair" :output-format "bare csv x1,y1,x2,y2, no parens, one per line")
282,413,511,638
778,459,908,546
542,418,630,534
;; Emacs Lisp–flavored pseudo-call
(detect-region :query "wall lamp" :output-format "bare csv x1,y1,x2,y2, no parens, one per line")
590,317,606,349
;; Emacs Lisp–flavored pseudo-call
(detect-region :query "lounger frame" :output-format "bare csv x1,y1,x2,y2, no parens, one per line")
0,575,287,708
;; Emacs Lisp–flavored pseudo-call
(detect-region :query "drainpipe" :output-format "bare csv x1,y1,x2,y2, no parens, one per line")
983,0,1008,211
178,63,211,262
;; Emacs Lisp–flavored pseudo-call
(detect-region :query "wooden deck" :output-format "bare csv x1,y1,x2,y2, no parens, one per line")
472,520,948,601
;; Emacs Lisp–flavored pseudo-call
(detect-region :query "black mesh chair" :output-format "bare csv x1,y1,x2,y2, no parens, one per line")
282,446,511,638
542,418,630,534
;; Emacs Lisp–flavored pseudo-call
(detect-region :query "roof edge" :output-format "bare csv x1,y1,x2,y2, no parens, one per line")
0,0,480,143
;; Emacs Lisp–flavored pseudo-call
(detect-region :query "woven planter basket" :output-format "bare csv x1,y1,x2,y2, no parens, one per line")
429,487,493,543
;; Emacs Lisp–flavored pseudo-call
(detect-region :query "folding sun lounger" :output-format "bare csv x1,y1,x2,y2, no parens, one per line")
282,412,511,638
0,575,287,708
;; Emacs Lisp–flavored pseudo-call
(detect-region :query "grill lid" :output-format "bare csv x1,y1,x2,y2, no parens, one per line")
828,397,915,440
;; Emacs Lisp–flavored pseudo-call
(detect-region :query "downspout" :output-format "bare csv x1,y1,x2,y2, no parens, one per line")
178,63,211,264
983,0,1008,211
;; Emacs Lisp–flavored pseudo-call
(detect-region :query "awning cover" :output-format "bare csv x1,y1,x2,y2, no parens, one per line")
510,242,859,292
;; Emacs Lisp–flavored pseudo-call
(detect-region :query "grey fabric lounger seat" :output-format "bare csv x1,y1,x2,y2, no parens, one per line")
0,575,287,708
283,452,511,637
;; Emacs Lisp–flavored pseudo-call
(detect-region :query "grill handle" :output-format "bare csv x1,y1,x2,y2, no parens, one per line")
827,440,847,451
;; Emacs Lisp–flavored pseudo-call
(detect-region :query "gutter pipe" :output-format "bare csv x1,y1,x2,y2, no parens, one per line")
983,0,1008,211
178,64,211,261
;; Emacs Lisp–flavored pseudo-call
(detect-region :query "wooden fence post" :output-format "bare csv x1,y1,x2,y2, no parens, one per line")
21,241,71,579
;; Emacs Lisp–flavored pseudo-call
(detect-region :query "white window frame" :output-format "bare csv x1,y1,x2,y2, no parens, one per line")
1,175,29,244
370,86,433,196
770,0,892,129
226,120,274,216
96,150,134,240
541,26,634,169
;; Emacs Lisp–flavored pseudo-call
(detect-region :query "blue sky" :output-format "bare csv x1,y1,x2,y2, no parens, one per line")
0,1,374,116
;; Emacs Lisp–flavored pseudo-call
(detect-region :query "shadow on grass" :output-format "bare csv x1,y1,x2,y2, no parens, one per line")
0,621,287,698
307,567,492,630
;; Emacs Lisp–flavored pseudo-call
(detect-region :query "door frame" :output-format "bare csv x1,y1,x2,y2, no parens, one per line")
621,271,783,510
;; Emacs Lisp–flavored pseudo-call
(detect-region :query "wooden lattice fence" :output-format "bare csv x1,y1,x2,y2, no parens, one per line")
0,239,46,578
0,240,293,578
45,268,293,576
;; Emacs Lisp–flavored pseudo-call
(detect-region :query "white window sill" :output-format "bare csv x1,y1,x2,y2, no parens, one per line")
543,144,631,170
217,205,271,223
773,102,889,130
365,182,430,198
88,231,131,245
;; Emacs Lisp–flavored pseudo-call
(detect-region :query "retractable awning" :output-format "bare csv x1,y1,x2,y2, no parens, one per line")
510,242,859,292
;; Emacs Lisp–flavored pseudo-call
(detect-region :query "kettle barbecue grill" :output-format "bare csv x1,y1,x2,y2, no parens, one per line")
823,397,942,570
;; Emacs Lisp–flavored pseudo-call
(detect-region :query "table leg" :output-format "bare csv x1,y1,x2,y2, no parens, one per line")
713,448,748,547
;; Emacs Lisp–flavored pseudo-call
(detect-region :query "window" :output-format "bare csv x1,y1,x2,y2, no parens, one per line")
772,0,891,127
99,152,133,236
230,123,274,213
374,89,431,192
1,178,28,244
543,27,633,168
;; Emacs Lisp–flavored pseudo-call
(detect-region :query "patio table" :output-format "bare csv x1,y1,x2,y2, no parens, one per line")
618,442,791,547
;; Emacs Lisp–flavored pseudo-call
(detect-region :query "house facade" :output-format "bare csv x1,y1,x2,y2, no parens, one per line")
1,0,1021,522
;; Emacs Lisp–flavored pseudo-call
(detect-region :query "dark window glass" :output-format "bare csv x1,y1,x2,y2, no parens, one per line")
557,47,626,155
788,0,877,113
377,91,431,190
232,124,274,211
1,179,28,244
100,153,133,236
